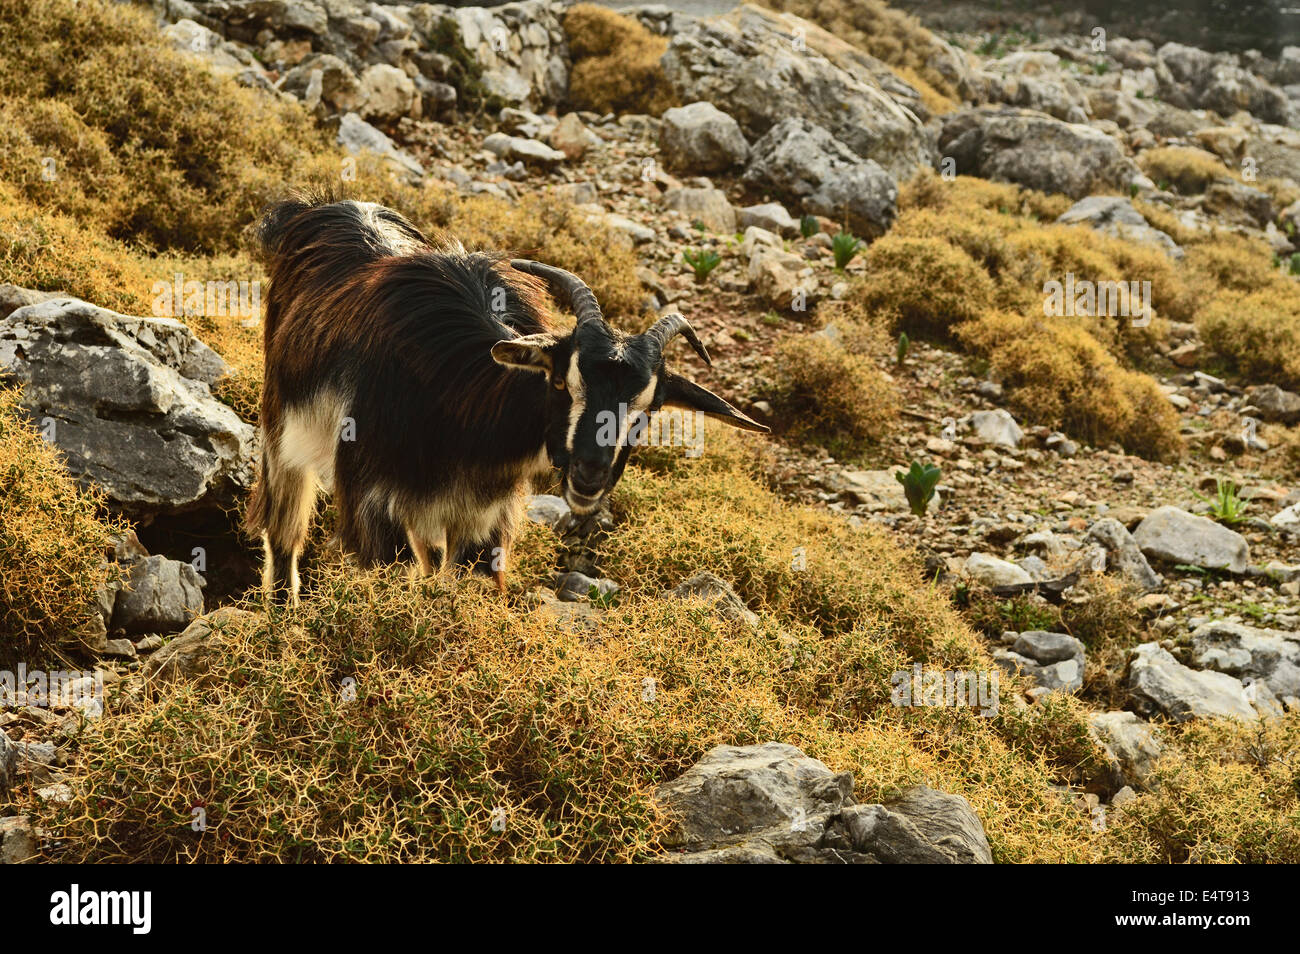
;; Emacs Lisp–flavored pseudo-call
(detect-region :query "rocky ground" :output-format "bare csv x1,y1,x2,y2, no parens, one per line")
3,0,1300,862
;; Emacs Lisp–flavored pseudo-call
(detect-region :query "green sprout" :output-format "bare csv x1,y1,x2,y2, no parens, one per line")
895,460,942,518
1194,477,1250,526
799,214,820,238
831,231,862,270
682,247,722,283
896,331,910,365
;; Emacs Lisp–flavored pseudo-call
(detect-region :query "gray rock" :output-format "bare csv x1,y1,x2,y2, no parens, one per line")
659,186,735,233
1250,384,1300,425
967,409,1023,448
482,132,566,167
1203,179,1275,229
358,63,419,124
939,106,1141,199
655,742,990,864
1014,630,1086,665
660,4,934,180
965,553,1034,588
278,53,364,115
1128,642,1260,722
881,785,992,864
827,468,913,513
111,555,204,635
554,571,619,603
338,112,424,184
994,631,1085,692
1133,506,1250,573
660,101,749,173
736,202,798,237
980,50,1090,122
1157,42,1290,125
743,118,897,239
1089,711,1163,788
1274,502,1300,532
0,816,37,864
1190,620,1300,699
525,493,570,529
667,572,758,627
143,608,257,685
1057,196,1183,260
0,284,60,320
1088,518,1163,591
0,731,15,795
0,298,255,518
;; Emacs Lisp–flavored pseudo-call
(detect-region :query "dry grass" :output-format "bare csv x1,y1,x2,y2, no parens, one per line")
764,333,899,455
958,311,1183,459
1101,714,1300,863
564,4,677,117
0,389,123,664
1138,146,1236,195
31,429,1116,863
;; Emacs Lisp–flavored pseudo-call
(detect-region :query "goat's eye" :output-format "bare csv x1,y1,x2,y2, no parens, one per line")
552,376,565,391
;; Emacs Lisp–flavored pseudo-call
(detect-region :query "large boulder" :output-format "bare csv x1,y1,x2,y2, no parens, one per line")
411,0,570,108
939,106,1142,199
1056,197,1183,260
661,4,934,180
655,742,991,863
277,53,365,116
0,297,254,519
1128,643,1264,722
1132,506,1250,574
1250,385,1300,425
1157,42,1291,125
1190,621,1300,701
979,51,1090,123
659,186,736,233
743,119,897,239
659,101,749,173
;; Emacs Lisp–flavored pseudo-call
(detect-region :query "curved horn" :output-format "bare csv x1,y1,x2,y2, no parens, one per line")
510,259,604,326
643,312,711,367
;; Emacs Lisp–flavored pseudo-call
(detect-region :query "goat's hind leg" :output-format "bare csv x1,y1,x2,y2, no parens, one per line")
260,456,316,605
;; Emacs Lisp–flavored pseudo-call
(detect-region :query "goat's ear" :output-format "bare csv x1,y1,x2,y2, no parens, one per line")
491,333,556,373
661,372,770,433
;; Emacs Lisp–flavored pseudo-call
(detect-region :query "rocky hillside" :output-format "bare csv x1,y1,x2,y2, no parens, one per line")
1,0,1299,863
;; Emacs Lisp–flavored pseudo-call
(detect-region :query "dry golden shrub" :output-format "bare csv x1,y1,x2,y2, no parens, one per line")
958,312,1183,459
1138,146,1236,195
855,235,997,339
564,4,677,116
0,389,123,663
764,333,899,455
36,429,1118,863
1198,288,1300,389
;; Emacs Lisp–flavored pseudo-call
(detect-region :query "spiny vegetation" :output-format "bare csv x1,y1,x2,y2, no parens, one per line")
563,3,677,117
0,389,122,665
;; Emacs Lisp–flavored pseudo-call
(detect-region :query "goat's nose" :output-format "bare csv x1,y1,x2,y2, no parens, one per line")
571,458,606,494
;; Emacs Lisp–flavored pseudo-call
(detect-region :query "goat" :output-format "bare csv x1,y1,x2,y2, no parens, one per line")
245,193,768,602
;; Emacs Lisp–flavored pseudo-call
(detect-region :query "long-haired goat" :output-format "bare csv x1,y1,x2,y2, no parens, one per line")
246,193,768,602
